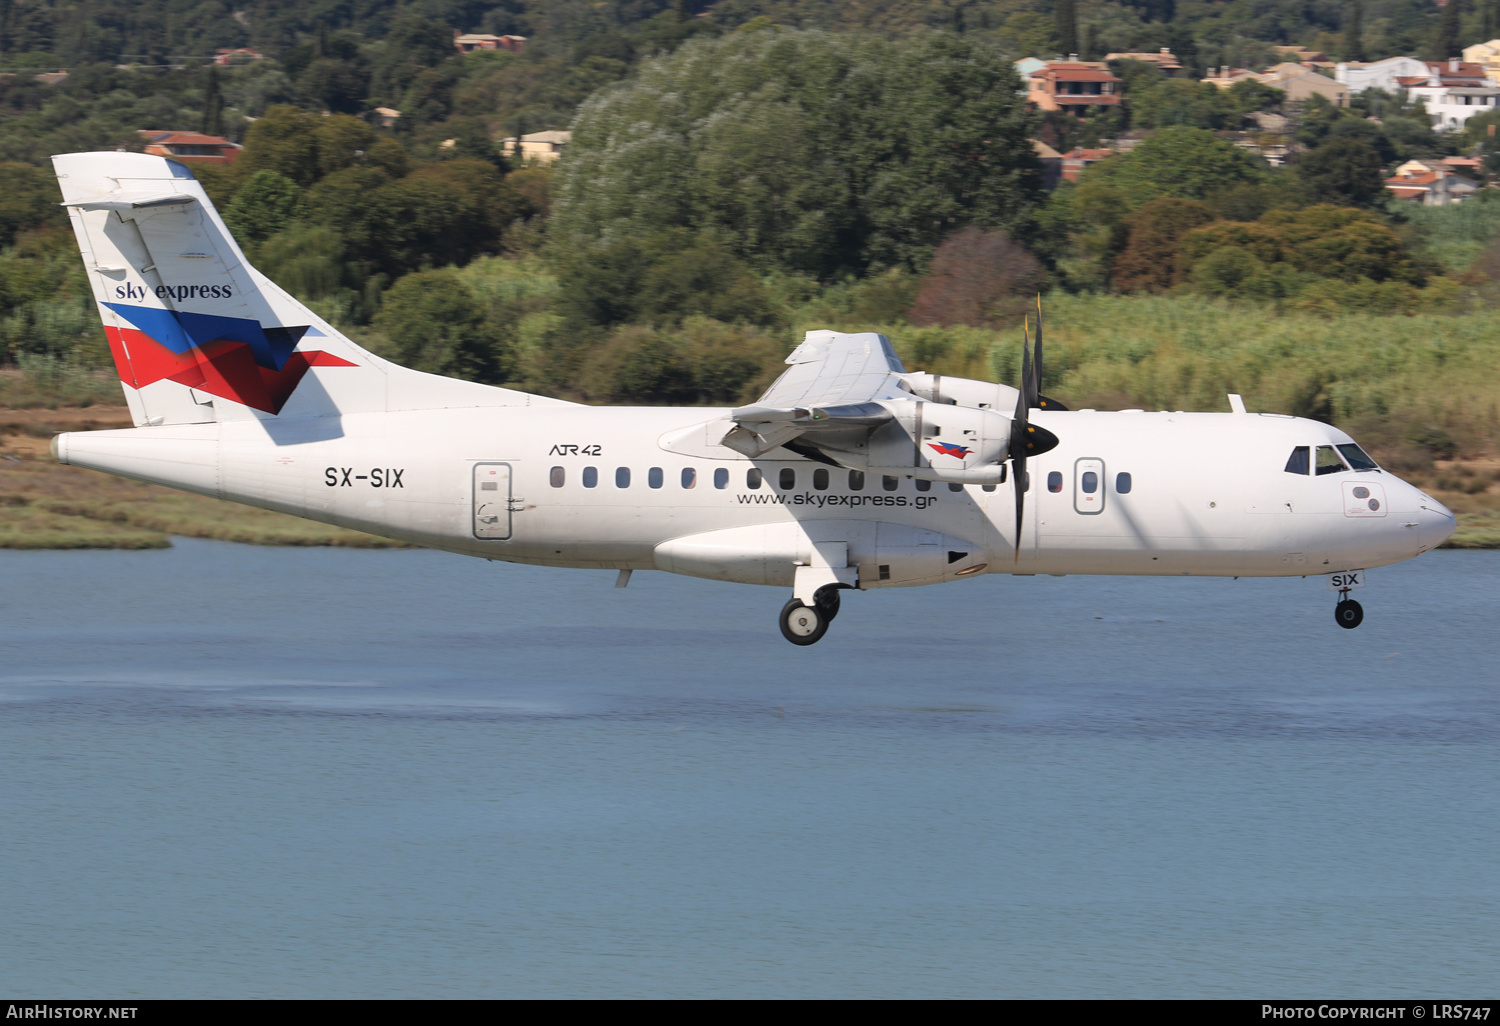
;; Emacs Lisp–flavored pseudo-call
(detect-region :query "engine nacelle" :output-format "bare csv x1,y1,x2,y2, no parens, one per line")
814,398,1012,485
902,372,1020,412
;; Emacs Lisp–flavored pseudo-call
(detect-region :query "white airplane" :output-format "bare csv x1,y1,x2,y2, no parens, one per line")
48,152,1457,644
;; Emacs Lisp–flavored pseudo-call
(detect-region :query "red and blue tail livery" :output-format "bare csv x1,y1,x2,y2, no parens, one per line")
102,303,355,415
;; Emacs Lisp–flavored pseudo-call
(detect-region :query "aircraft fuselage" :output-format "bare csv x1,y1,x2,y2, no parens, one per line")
53,404,1455,589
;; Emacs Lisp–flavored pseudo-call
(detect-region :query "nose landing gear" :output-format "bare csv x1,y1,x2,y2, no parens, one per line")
779,586,842,646
1334,592,1364,629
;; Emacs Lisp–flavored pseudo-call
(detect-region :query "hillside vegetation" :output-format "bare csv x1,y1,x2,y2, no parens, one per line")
4,4,1500,545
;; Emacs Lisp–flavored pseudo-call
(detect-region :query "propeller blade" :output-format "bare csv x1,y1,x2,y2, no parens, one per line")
1020,320,1036,411
1033,293,1043,398
1033,293,1068,410
1013,447,1026,563
1013,328,1031,562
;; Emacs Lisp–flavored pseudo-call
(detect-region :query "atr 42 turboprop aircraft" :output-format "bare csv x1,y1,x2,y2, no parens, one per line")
49,152,1457,644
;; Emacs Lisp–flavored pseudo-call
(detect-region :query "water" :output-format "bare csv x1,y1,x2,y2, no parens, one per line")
1,540,1497,998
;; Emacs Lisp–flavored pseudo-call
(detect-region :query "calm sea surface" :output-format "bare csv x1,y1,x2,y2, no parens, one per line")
1,540,1497,998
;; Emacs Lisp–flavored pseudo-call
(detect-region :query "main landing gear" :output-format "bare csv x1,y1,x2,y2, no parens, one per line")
779,586,842,646
1334,591,1364,630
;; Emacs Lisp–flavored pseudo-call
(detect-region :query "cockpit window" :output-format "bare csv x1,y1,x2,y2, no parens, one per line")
1315,445,1347,476
1285,446,1309,475
1337,443,1380,471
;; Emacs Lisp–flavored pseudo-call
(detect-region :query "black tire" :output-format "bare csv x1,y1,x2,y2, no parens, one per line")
813,585,842,623
1334,599,1364,630
780,599,828,646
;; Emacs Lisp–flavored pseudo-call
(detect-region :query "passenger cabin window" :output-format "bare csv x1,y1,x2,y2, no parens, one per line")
550,466,565,488
1116,472,1132,494
779,468,795,489
648,467,664,489
1081,471,1098,493
1337,443,1379,471
1285,446,1310,475
883,475,899,491
915,478,931,492
615,467,631,488
682,467,697,489
1047,471,1063,493
714,468,728,489
813,468,829,490
1315,445,1347,476
583,466,598,488
747,468,762,489
949,482,963,492
849,471,865,491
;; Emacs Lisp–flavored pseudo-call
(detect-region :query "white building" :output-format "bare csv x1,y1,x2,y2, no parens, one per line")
1338,57,1500,129
500,130,572,164
1336,56,1429,94
1402,60,1500,129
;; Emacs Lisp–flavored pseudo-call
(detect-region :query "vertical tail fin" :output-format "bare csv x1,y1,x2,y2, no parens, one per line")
52,151,564,427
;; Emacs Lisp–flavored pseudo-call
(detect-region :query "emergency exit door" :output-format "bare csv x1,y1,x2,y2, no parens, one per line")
473,463,512,539
1074,458,1105,514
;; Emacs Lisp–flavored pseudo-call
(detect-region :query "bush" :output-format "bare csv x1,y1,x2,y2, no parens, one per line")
371,270,514,384
1079,126,1269,203
573,318,785,405
908,228,1044,328
556,232,781,330
1112,198,1215,293
224,170,303,243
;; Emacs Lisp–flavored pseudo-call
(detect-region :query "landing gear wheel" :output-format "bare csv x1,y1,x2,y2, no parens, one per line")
780,599,829,646
1334,598,1364,630
813,585,842,623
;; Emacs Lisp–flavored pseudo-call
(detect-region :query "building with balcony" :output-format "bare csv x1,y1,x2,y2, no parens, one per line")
1027,62,1122,113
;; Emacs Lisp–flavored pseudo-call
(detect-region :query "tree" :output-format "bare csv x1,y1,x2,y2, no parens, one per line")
907,228,1044,327
237,107,322,187
1111,198,1216,292
1438,0,1461,58
556,231,780,330
1133,79,1235,130
200,65,223,137
1080,127,1269,203
373,270,513,383
1296,139,1387,208
1056,0,1079,56
224,171,303,243
553,29,1043,278
1178,205,1421,293
0,163,66,248
1344,0,1367,63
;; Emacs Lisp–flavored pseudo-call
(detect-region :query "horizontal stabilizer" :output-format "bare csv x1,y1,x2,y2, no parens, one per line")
64,191,197,211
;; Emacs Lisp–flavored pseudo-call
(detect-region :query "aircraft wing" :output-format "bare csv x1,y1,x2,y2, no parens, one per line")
722,331,908,458
755,330,908,408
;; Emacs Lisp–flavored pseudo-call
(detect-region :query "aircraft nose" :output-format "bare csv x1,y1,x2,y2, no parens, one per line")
1416,495,1456,552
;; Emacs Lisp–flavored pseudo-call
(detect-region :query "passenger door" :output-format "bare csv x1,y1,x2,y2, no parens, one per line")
1073,458,1105,515
473,463,512,540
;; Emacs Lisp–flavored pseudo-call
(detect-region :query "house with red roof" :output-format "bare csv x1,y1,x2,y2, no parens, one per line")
1385,167,1478,205
1061,148,1114,181
1399,60,1500,129
137,131,240,165
1027,62,1122,113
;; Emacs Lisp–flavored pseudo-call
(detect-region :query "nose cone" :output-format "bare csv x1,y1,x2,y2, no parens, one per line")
1418,496,1457,552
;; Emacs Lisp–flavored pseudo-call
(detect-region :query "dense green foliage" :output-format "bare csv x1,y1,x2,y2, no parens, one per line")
0,5,1495,467
554,29,1041,278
